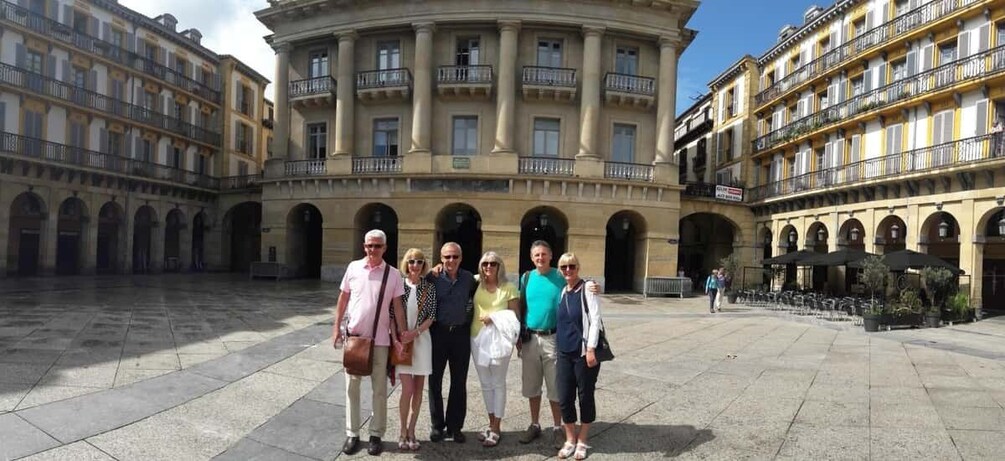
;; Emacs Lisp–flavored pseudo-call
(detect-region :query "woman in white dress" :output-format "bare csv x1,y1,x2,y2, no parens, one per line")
394,248,436,451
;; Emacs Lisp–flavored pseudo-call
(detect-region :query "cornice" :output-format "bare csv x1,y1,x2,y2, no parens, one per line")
708,55,756,90
756,0,862,66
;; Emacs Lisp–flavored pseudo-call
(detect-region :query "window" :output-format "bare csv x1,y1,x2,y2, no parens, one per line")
170,147,183,169
891,59,907,82
174,57,187,77
373,119,399,157
196,154,206,174
938,42,957,64
306,122,327,159
72,68,86,87
25,50,43,74
108,132,123,156
139,139,153,162
615,46,638,75
765,70,775,87
998,22,1005,47
720,128,734,162
932,109,954,166
376,41,400,70
725,87,737,118
73,11,88,34
789,54,800,72
110,29,123,49
451,116,477,155
895,0,910,16
68,121,86,149
28,0,44,14
853,18,866,38
532,118,560,157
819,36,831,54
174,102,184,120
267,135,274,158
537,40,562,67
143,92,155,111
850,76,864,97
308,50,328,78
612,124,636,163
885,123,903,174
144,43,157,62
238,85,252,116
456,38,480,66
815,147,825,171
818,89,829,110
236,122,250,154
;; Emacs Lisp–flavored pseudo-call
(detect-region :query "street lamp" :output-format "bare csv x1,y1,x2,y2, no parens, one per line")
303,209,310,222
890,224,900,240
998,215,1005,236
622,217,630,231
938,220,950,239
850,227,860,242
788,230,797,244
763,233,772,246
455,211,464,224
373,209,382,224
817,228,826,242
540,214,549,227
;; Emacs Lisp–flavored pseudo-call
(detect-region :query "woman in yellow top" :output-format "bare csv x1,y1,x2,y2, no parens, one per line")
470,251,520,447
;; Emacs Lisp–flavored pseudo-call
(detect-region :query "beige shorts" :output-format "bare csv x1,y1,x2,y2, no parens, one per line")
521,333,558,401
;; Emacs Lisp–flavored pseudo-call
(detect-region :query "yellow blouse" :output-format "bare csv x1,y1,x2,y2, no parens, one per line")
471,281,519,337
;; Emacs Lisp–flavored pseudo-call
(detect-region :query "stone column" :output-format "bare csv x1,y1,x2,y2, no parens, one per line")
578,26,604,158
40,195,58,276
334,31,357,156
492,20,520,154
410,22,435,154
655,35,680,164
273,43,291,159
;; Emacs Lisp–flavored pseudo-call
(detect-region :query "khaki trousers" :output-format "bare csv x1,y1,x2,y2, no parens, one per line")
346,346,389,437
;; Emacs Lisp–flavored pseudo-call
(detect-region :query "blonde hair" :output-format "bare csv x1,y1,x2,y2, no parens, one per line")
399,248,429,277
557,252,580,268
478,251,507,283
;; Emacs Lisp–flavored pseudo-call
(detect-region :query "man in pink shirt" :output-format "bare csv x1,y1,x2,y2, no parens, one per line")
334,229,408,456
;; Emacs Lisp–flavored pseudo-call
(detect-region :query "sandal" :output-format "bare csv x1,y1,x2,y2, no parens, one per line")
574,442,591,460
482,431,500,447
477,429,491,442
407,436,420,451
558,441,576,459
397,436,408,450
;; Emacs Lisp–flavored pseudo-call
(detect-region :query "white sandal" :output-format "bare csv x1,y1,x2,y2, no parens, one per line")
482,431,500,447
574,442,591,460
558,441,576,459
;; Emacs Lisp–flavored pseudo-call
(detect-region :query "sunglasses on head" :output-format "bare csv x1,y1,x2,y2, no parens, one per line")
365,243,385,249
442,255,460,260
481,261,499,268
559,264,578,271
407,259,424,265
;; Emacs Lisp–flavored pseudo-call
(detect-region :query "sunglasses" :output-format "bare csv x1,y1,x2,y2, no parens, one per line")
407,259,425,265
559,264,578,271
442,255,460,260
365,244,385,249
481,261,499,268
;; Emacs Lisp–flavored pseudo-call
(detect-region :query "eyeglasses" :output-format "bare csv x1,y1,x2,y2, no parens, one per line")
481,261,499,268
407,259,424,265
364,244,385,249
559,264,578,271
442,255,460,260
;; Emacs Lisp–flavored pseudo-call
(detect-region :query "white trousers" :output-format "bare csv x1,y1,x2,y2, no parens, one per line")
714,290,723,310
346,346,389,437
472,339,511,418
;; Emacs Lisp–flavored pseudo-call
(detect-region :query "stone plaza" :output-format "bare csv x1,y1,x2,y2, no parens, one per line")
3,275,1005,460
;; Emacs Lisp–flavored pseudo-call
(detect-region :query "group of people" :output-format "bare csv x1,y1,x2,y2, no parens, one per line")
703,267,730,313
333,230,605,459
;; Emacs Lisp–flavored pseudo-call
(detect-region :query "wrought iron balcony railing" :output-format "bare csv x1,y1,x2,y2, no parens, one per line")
749,132,1004,201
0,131,218,189
604,161,653,181
753,0,975,107
284,159,326,176
0,0,222,103
522,66,577,87
356,68,412,90
604,72,655,95
290,75,336,98
0,63,221,145
437,65,493,84
754,44,1005,153
518,156,575,176
220,174,261,190
352,156,402,174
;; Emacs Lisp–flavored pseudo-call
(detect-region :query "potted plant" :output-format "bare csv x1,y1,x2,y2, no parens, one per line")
860,256,888,331
892,289,923,327
946,292,972,323
719,253,742,304
921,266,954,328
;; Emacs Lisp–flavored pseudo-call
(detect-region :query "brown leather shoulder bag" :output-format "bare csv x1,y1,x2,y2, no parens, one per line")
343,264,391,376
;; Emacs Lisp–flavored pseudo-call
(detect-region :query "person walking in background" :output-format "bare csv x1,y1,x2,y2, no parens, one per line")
426,242,476,444
705,269,719,314
395,248,436,451
714,267,727,312
554,253,602,460
470,251,520,447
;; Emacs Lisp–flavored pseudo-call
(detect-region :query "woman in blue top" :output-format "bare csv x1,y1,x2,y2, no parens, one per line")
554,252,602,460
704,269,719,313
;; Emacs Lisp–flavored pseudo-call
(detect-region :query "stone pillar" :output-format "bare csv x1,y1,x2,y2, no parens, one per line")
0,188,8,278
972,242,984,311
178,212,193,272
578,26,604,158
150,216,165,274
41,196,58,276
82,207,98,275
655,35,679,164
957,199,977,305
492,20,520,154
410,22,435,154
334,32,357,156
273,43,291,159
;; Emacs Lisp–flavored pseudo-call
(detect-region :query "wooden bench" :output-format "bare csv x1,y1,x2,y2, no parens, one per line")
643,277,693,298
249,262,290,280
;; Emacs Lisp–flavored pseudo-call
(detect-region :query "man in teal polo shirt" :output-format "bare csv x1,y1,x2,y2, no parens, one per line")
518,240,597,448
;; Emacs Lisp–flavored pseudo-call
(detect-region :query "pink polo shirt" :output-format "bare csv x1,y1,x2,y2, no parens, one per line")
340,257,404,347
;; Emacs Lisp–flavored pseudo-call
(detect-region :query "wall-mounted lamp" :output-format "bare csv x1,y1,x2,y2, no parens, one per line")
850,227,860,242
890,224,900,240
938,220,950,239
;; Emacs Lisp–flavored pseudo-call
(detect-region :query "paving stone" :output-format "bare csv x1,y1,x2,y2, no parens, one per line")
928,388,1000,408
0,362,51,384
935,405,1005,430
778,423,869,459
0,413,60,460
948,429,1005,460
213,438,315,461
0,383,31,412
245,398,343,460
871,402,944,429
795,400,869,427
17,385,106,410
870,427,961,461
17,441,116,461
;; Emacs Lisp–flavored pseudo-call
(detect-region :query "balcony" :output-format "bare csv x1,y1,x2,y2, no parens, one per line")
0,63,221,146
0,0,222,104
603,73,656,109
437,65,493,98
683,182,745,203
522,66,577,102
289,76,336,108
604,161,653,181
754,0,976,109
356,68,411,102
753,44,1005,154
749,132,1004,202
352,156,402,175
518,156,575,176
284,159,326,176
220,174,262,191
0,131,218,189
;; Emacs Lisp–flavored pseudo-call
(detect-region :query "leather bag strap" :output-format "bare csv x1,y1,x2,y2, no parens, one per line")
372,264,391,337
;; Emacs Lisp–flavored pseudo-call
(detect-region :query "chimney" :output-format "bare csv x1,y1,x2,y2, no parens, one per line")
183,28,202,45
156,14,178,32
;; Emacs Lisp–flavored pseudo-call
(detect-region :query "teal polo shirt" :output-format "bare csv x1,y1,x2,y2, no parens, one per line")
523,268,566,330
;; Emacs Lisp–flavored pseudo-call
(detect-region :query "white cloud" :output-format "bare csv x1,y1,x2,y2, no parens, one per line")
118,0,276,99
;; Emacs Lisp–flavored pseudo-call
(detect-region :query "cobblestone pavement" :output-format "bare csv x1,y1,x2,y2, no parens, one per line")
4,275,1005,460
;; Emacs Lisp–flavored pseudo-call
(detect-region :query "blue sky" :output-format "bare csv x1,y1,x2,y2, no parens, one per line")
677,0,827,115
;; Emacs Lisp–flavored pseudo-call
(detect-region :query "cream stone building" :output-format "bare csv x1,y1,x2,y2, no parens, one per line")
255,0,705,290
711,0,1005,311
0,0,269,277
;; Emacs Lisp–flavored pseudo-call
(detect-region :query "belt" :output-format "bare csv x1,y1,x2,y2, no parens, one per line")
528,328,556,336
436,323,467,332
